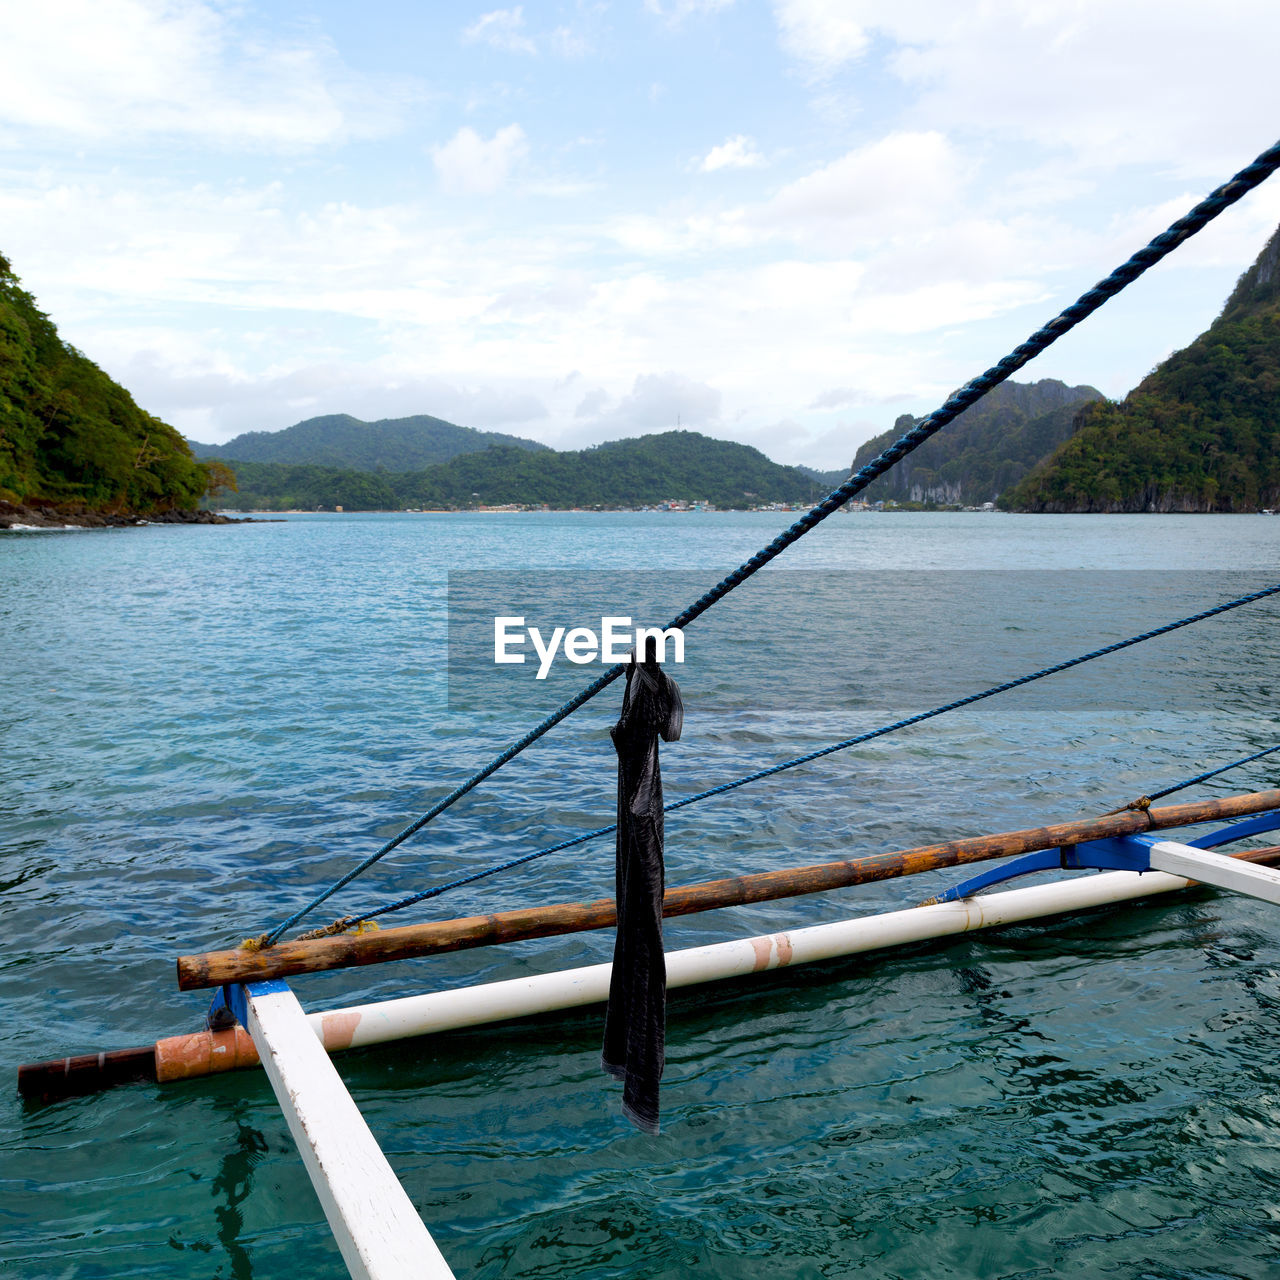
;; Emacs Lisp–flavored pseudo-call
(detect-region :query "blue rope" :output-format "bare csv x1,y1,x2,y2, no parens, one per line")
338,581,1280,928
1143,740,1280,803
263,137,1280,944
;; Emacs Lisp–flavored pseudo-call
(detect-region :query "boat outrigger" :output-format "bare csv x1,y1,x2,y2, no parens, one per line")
18,790,1280,1279
18,140,1280,1279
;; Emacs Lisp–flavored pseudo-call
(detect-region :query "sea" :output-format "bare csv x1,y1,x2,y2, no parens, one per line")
3,510,1280,1280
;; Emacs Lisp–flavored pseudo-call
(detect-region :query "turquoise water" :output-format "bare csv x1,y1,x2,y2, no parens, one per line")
4,511,1280,1279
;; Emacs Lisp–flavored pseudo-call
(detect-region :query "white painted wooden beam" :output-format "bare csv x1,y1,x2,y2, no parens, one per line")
162,864,1239,1086
296,865,1217,1055
244,983,456,1280
1147,840,1280,904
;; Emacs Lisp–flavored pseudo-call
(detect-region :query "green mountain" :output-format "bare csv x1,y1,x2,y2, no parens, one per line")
215,431,818,511
189,412,549,471
1005,226,1280,512
0,251,212,513
848,379,1103,507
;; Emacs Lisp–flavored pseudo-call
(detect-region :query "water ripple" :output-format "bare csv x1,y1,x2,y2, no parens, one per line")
5,513,1280,1278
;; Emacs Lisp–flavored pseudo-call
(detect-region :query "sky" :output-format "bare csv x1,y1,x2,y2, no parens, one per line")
2,1,1279,469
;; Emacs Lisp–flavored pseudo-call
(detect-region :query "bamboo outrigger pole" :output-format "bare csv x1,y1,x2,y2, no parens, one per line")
177,789,1280,989
19,839,1280,1103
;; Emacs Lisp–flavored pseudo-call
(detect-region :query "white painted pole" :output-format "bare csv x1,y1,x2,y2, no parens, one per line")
1148,840,1280,904
244,984,456,1280
304,865,1208,1055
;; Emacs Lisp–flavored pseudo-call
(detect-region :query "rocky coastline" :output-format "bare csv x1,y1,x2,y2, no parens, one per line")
0,500,257,530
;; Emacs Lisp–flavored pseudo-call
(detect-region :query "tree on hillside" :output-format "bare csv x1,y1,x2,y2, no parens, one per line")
0,250,214,512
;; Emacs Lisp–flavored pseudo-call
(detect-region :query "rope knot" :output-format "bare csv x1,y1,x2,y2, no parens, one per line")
295,916,356,942
293,917,382,942
1100,794,1155,818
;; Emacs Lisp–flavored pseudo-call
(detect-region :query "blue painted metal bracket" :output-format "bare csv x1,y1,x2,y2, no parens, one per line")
929,836,1155,904
1184,811,1280,849
206,979,292,1031
927,809,1280,905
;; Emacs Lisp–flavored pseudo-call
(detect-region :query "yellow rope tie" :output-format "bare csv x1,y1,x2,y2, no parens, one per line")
237,917,383,949
293,916,382,942
294,916,356,941
1101,794,1153,818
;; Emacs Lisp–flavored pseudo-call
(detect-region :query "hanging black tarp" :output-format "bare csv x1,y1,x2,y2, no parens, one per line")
601,648,684,1133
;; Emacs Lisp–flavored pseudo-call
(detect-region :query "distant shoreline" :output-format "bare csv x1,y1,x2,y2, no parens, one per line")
0,500,262,530
208,505,1279,518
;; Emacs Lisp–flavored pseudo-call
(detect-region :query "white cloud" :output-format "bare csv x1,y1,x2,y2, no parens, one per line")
646,0,736,22
808,387,861,410
6,0,1279,474
772,1,1280,176
858,216,1071,292
607,208,755,255
489,273,595,317
0,136,1199,461
462,7,538,55
762,130,962,242
0,0,407,148
1101,185,1280,275
700,135,765,172
885,1,1280,173
781,418,878,469
574,388,611,418
550,26,593,58
120,352,553,443
432,125,529,194
773,0,870,76
462,7,594,57
567,372,722,440
729,416,847,467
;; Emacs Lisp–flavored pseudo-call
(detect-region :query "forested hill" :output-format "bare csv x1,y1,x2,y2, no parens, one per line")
189,412,548,470
0,251,212,514
848,379,1103,506
216,430,818,511
1005,224,1280,513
